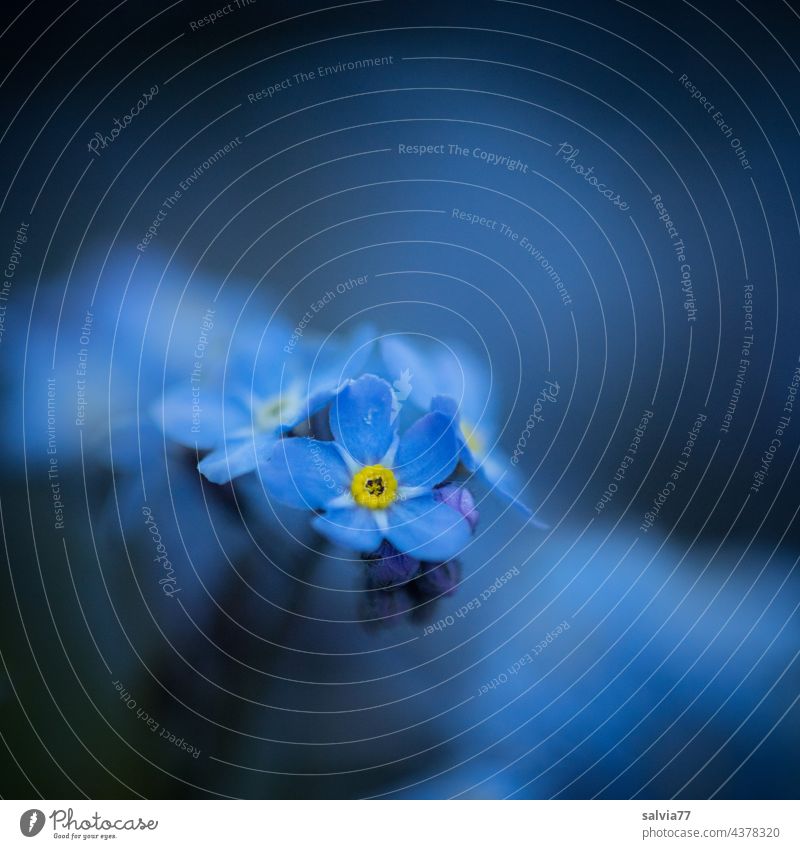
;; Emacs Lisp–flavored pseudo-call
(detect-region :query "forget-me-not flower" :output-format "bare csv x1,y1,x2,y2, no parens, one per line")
262,374,472,560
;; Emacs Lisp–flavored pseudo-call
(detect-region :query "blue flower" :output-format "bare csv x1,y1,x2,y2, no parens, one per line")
156,323,373,484
378,335,539,519
262,374,472,560
0,250,235,469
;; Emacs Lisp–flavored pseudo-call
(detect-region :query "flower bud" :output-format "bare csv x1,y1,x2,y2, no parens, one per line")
435,484,479,532
363,540,420,588
415,558,461,597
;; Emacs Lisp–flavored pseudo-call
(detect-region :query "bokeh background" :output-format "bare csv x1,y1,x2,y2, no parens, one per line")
0,0,798,799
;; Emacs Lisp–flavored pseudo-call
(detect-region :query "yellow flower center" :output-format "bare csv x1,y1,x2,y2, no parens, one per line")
351,464,398,510
255,390,303,432
460,420,484,456
256,396,284,430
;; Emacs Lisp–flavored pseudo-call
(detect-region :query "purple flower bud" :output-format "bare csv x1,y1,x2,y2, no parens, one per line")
435,484,479,533
416,558,461,597
363,540,421,588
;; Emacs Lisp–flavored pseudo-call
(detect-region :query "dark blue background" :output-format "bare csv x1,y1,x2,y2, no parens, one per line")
0,0,798,799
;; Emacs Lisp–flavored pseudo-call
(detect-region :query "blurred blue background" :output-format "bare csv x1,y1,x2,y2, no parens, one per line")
0,0,798,798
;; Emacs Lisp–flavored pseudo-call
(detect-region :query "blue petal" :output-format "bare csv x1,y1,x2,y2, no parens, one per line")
155,387,247,450
282,386,337,431
459,443,480,472
478,456,547,526
430,395,459,420
394,412,459,488
431,394,484,472
277,325,376,432
380,337,491,424
385,495,471,561
379,335,438,409
261,438,350,509
313,507,382,552
329,374,395,465
435,342,491,425
311,323,375,390
245,320,299,397
198,433,276,484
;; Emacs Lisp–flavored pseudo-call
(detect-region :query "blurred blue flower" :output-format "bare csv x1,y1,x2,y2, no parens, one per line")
378,335,539,520
156,323,373,484
0,250,253,471
262,374,472,560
